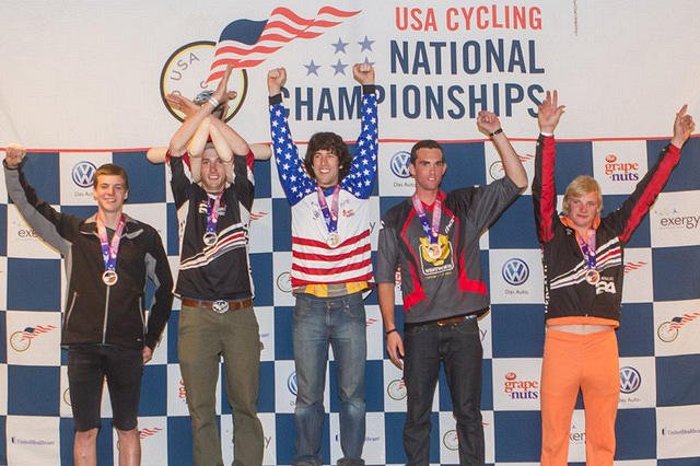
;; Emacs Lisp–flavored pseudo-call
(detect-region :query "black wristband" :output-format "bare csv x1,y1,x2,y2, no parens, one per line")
385,328,398,337
268,93,283,105
489,128,503,137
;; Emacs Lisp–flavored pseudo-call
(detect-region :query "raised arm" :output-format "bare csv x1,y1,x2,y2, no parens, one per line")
532,90,565,243
267,67,315,204
670,104,695,149
477,110,527,189
343,63,379,198
610,105,694,242
168,65,237,157
3,145,73,252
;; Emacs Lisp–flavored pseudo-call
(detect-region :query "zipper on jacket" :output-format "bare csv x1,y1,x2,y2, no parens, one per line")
64,291,78,327
102,285,111,344
139,297,146,338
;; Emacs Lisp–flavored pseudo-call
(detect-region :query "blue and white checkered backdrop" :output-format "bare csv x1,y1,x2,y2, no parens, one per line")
1,1,699,464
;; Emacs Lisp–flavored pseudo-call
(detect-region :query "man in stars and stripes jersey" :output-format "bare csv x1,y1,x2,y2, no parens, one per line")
268,63,377,466
533,91,695,465
167,66,264,465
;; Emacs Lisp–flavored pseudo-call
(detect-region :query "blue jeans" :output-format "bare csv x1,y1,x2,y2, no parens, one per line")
403,316,484,466
293,292,367,466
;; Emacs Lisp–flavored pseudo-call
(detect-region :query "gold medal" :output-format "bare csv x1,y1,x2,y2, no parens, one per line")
427,243,442,260
327,232,340,248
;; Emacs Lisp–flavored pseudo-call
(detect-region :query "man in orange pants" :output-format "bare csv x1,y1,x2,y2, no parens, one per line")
532,90,695,465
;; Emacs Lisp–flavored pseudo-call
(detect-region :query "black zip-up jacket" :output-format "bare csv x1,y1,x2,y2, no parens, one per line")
532,135,681,322
4,162,174,350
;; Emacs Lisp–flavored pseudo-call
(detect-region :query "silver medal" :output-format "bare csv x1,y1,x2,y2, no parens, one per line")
203,232,217,246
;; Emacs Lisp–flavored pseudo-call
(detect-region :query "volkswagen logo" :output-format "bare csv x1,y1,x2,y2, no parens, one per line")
390,151,411,178
619,366,641,394
72,161,97,188
287,372,298,396
502,258,529,286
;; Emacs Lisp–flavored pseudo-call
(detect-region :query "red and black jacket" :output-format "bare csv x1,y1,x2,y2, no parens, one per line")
532,134,680,322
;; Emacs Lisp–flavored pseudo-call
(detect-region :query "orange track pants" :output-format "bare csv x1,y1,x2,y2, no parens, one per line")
540,327,620,466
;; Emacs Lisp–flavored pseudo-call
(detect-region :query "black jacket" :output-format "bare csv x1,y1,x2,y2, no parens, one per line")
532,135,680,322
5,162,173,349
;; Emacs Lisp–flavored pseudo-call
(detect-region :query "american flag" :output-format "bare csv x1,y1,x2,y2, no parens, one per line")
21,325,56,340
623,260,647,274
139,427,163,439
207,6,361,83
669,311,700,330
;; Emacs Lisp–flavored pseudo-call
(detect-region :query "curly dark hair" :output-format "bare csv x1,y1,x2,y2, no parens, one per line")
303,132,352,182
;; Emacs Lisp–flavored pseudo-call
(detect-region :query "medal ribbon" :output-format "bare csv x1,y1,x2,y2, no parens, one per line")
206,193,223,235
578,231,597,270
96,214,125,273
316,185,340,234
412,195,441,244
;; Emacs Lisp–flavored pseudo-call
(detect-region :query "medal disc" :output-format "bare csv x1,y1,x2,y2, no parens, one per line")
585,269,600,285
102,270,118,286
427,243,442,260
203,232,217,246
327,232,340,248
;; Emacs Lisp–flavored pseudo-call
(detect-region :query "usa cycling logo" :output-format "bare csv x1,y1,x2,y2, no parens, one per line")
10,325,57,352
502,258,529,286
386,379,407,400
619,366,641,394
390,151,411,178
72,161,97,188
442,429,459,451
287,372,298,396
657,311,700,342
276,271,292,293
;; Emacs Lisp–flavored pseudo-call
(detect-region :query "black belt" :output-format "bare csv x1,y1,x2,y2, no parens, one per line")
181,297,253,314
405,314,476,329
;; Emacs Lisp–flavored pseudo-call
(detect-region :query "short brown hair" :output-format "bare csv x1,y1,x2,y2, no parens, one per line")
93,163,129,191
410,140,444,165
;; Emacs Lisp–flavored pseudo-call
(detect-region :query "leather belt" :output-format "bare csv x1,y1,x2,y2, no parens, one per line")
181,297,253,314
405,314,475,330
436,315,471,326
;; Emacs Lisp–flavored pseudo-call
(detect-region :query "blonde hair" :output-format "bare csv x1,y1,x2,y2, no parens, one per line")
562,175,603,216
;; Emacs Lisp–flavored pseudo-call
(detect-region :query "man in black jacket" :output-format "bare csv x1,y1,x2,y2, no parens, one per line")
166,65,264,465
4,145,173,466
